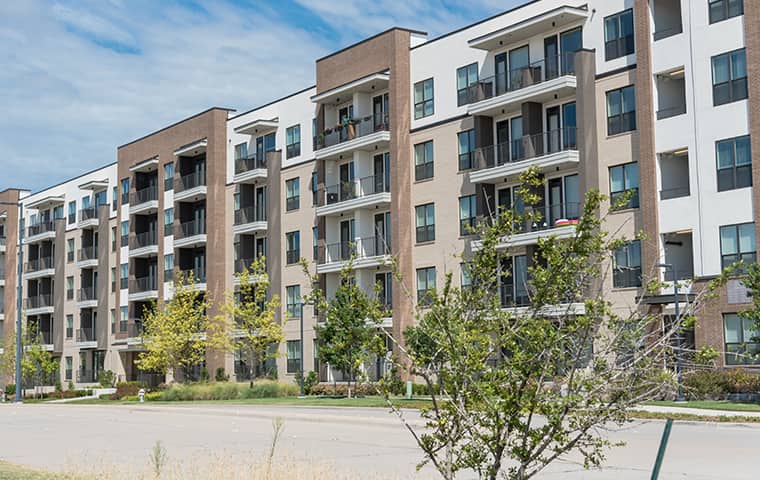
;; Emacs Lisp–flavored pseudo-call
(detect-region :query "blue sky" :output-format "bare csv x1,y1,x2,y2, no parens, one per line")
0,0,527,192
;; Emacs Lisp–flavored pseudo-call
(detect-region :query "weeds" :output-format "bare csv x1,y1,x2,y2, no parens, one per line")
149,441,168,478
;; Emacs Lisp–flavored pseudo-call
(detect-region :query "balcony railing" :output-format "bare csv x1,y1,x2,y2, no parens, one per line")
24,257,54,273
176,219,206,239
131,231,158,249
77,246,97,262
656,104,687,120
461,53,577,106
24,294,53,309
79,207,98,222
179,268,206,283
76,328,96,343
500,284,531,308
131,276,158,293
234,154,267,174
130,186,158,206
484,202,581,235
316,112,389,150
76,369,96,383
660,186,690,200
27,222,55,238
0,266,4,279
77,287,97,302
0,236,6,247
128,322,144,338
472,127,577,172
175,171,207,192
26,329,53,345
324,174,390,206
234,206,267,225
318,236,390,265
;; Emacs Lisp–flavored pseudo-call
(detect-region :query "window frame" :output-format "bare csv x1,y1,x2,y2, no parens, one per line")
457,129,476,171
711,49,748,106
286,339,302,373
606,85,637,135
416,267,436,306
612,240,642,288
285,178,300,211
413,78,434,120
724,312,760,365
285,286,301,319
415,203,435,243
716,135,752,192
456,63,479,107
164,207,174,236
286,231,300,265
709,0,744,24
609,161,640,210
604,9,635,61
286,125,301,159
459,195,477,236
414,140,434,181
164,162,174,191
719,222,756,269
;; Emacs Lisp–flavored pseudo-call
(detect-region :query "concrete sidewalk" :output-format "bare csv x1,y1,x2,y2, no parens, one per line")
634,404,760,418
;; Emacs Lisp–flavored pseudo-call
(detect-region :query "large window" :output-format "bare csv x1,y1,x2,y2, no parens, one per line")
712,49,748,106
720,223,756,269
286,340,302,373
120,264,128,289
457,129,475,171
606,85,636,135
709,0,744,24
66,276,74,300
112,187,118,211
415,203,435,243
604,9,635,61
121,178,130,204
66,315,73,339
414,141,434,181
67,238,75,262
724,313,760,365
414,78,434,119
716,135,752,191
286,286,301,319
285,178,300,211
120,221,129,247
286,231,300,265
609,162,639,210
286,125,301,159
164,162,174,191
456,63,478,106
164,254,174,281
459,195,477,236
120,306,128,333
613,241,642,288
68,201,76,224
164,208,174,236
416,267,436,306
311,172,318,206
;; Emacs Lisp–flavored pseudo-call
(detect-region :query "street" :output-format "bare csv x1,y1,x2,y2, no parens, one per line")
0,403,758,479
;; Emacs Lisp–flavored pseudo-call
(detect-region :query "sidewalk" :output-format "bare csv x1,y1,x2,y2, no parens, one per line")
634,404,760,418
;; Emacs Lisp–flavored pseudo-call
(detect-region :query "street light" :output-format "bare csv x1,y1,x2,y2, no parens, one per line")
657,262,685,403
0,200,23,403
297,300,313,398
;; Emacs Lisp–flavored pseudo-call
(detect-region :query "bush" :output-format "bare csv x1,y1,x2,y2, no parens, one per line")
683,370,730,400
98,370,116,388
5,384,16,396
159,380,298,401
215,368,230,382
113,381,142,400
309,383,380,396
725,368,760,394
304,371,319,395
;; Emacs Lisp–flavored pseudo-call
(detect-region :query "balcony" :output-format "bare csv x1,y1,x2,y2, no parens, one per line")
129,186,159,215
0,236,5,252
469,128,579,184
315,113,390,161
316,236,391,274
465,55,577,117
77,207,100,228
23,257,55,280
233,206,267,235
76,246,99,268
24,222,56,244
233,154,267,184
316,174,391,217
128,276,158,302
0,266,5,287
26,329,53,348
24,294,54,315
652,0,683,41
659,150,690,200
174,171,207,202
174,219,207,248
179,268,207,290
129,231,159,258
75,328,97,348
476,203,581,250
76,287,98,309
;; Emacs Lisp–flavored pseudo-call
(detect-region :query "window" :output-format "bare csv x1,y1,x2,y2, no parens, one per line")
164,254,174,281
456,63,478,106
609,162,639,209
414,78,434,119
65,357,72,380
460,263,472,290
717,135,752,191
724,313,760,365
120,306,128,333
111,267,116,292
111,226,117,252
68,201,76,224
286,285,301,319
67,238,75,262
720,223,756,269
286,125,301,159
66,276,74,300
286,340,302,373
312,226,318,261
66,315,73,339
414,141,434,181
164,208,174,236
613,240,642,288
710,0,744,24
311,172,318,206
415,203,435,243
457,130,475,171
53,205,64,220
164,162,174,191
111,309,116,334
112,186,118,210
120,221,129,247
712,49,748,106
416,267,436,306
286,178,300,211
286,231,300,265
121,178,130,204
604,9,635,61
459,195,477,236
120,264,128,289
606,86,636,135
234,142,248,161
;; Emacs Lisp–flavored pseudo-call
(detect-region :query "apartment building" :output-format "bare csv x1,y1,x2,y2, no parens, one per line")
0,0,757,390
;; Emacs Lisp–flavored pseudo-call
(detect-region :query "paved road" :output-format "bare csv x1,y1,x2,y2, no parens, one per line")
1,403,759,479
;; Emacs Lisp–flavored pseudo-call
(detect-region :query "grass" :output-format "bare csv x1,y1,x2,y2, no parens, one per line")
629,410,760,423
0,461,66,480
643,400,760,413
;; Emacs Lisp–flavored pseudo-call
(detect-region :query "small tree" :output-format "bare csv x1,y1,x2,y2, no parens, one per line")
0,331,16,387
740,263,760,363
22,326,59,395
217,257,282,385
137,272,216,381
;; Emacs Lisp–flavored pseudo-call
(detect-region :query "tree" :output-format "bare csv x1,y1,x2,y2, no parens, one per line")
305,261,385,397
137,271,217,380
740,262,760,363
217,257,282,385
0,331,16,388
21,324,59,395
381,169,723,480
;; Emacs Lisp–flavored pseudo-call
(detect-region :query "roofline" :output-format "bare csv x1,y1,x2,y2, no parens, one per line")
316,27,428,63
410,0,544,51
22,161,118,199
0,188,31,195
228,85,316,122
118,106,236,150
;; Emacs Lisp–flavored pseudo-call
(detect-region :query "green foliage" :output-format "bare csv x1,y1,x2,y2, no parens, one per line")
4,384,15,396
215,368,230,382
98,370,116,388
682,370,731,400
158,381,298,401
694,346,720,366
303,371,319,395
309,383,378,396
741,263,760,345
113,382,142,400
20,325,59,389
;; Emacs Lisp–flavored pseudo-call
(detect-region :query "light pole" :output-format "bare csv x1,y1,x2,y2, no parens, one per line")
297,300,313,398
0,201,23,403
657,262,685,403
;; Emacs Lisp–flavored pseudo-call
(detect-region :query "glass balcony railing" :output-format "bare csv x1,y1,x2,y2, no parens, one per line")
175,171,206,192
76,328,96,343
176,219,206,239
27,222,55,238
130,186,158,206
77,287,97,302
79,207,98,222
24,257,54,273
234,154,267,175
234,206,267,225
317,236,390,265
131,231,158,249
77,246,98,262
131,277,158,293
323,174,390,206
316,112,389,150
471,127,578,172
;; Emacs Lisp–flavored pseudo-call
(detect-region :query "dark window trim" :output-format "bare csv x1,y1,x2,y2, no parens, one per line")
604,9,635,61
286,125,301,159
415,203,435,243
613,240,642,288
414,77,435,120
609,161,640,210
709,0,744,24
456,63,478,107
716,135,752,192
606,85,637,136
711,49,748,106
285,178,300,211
414,141,434,181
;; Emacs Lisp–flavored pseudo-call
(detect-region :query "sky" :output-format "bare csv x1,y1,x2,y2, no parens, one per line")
0,0,527,193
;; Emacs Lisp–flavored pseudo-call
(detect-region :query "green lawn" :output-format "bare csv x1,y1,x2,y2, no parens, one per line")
644,400,760,413
53,395,432,409
0,462,68,480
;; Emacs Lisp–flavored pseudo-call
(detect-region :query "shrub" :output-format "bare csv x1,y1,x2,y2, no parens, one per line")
4,384,16,396
159,380,298,401
683,370,730,400
98,370,116,388
309,383,379,397
211,382,240,400
725,368,760,394
113,382,142,400
215,368,230,382
304,371,319,395
199,368,210,383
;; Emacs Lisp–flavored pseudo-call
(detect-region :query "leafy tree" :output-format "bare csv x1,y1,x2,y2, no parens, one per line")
216,257,282,385
21,325,59,393
0,330,15,387
381,168,724,480
741,263,760,359
137,272,218,380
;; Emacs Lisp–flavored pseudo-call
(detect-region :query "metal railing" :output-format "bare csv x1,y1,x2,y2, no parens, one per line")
500,284,531,308
176,219,206,239
234,258,266,274
318,236,390,265
175,171,206,192
77,246,97,262
77,287,97,302
656,103,687,120
0,236,6,247
234,154,267,174
461,53,577,105
131,231,158,249
660,186,690,200
128,322,144,338
472,127,578,172
179,268,206,283
316,112,389,150
485,202,581,234
653,25,683,42
76,328,96,343
27,222,55,238
323,174,390,206
234,206,267,225
130,186,158,205
76,369,97,383
26,329,53,345
24,294,53,309
24,257,54,272
79,207,98,222
131,276,158,293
